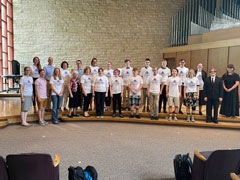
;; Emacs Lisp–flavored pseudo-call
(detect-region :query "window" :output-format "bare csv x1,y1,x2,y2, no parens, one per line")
0,0,14,91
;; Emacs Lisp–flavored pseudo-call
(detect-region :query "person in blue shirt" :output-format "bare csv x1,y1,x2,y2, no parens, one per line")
75,59,84,109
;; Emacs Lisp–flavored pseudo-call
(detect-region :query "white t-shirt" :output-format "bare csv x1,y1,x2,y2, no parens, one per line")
158,67,171,83
92,75,108,92
20,76,33,96
147,74,162,94
196,71,204,90
184,77,199,93
177,66,189,83
166,76,182,97
104,69,114,85
121,67,133,85
110,76,123,94
50,76,64,95
140,66,153,88
128,75,143,96
80,74,92,94
30,65,39,78
90,66,99,77
61,69,71,85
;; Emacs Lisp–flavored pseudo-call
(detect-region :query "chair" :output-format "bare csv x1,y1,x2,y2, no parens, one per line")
6,153,60,180
0,156,8,180
230,173,240,180
192,149,240,180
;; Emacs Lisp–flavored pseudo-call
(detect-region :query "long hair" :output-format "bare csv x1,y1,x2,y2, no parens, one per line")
53,68,62,80
33,56,41,70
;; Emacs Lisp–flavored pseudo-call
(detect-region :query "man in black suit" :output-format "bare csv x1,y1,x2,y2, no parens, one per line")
204,68,223,123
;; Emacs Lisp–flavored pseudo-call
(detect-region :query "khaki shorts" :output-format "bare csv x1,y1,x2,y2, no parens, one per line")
168,96,179,107
37,98,47,109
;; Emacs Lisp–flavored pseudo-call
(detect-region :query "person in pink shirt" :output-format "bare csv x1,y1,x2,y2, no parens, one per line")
35,69,48,126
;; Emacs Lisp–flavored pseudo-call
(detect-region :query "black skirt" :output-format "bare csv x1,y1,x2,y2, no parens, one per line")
69,91,80,108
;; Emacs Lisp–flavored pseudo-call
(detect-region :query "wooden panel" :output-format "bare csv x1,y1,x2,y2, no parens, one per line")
190,49,208,72
229,46,240,75
163,53,176,59
188,35,202,45
202,27,240,43
176,51,191,67
208,48,228,76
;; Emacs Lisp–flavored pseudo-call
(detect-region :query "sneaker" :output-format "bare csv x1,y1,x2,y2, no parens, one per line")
119,114,124,118
135,115,141,119
100,116,104,118
112,113,116,117
129,114,134,118
187,117,191,122
96,116,101,118
155,116,159,120
168,116,172,121
191,117,195,122
39,121,46,126
174,116,178,121
43,120,48,125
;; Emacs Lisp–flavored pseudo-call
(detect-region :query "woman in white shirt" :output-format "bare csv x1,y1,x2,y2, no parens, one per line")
104,61,114,111
20,66,33,126
92,68,108,118
81,66,93,117
90,57,99,77
50,68,64,124
110,69,124,118
60,61,71,111
30,56,41,113
184,69,200,122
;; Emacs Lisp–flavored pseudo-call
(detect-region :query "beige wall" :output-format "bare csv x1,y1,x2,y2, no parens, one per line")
13,0,185,71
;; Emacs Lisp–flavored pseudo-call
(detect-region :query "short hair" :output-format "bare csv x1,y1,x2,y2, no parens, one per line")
209,68,216,73
124,59,130,63
61,61,69,68
179,59,185,62
91,58,97,65
76,60,82,64
38,69,44,74
172,68,178,73
98,68,104,72
24,66,30,75
133,67,138,72
113,69,120,74
84,66,91,73
72,71,79,76
145,58,150,62
152,66,158,70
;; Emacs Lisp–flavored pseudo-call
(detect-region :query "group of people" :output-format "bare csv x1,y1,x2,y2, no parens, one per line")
19,57,239,126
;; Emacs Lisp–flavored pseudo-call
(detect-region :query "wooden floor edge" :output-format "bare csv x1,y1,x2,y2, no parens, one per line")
0,121,8,128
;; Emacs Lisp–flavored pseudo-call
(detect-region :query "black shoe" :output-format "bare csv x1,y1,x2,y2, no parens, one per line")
129,114,134,118
151,116,154,120
128,107,130,111
122,107,126,111
179,110,183,114
155,116,159,120
135,115,140,119
112,113,116,117
68,115,73,118
52,121,59,124
64,108,68,111
163,110,167,113
214,121,218,124
73,114,80,117
119,114,124,118
199,111,203,115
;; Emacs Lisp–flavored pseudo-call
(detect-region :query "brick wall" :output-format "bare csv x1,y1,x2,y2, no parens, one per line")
13,0,185,71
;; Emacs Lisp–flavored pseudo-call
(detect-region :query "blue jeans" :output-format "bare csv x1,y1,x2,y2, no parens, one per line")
51,95,63,123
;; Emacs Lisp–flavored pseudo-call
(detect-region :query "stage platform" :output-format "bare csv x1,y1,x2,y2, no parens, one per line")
1,97,240,130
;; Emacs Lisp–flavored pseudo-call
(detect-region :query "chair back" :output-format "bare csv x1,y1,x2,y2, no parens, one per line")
0,156,8,180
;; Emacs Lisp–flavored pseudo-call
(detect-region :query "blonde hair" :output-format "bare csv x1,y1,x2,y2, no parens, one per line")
187,69,195,78
53,68,62,80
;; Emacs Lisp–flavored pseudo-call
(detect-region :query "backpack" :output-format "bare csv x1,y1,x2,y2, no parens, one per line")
173,153,193,180
68,166,98,180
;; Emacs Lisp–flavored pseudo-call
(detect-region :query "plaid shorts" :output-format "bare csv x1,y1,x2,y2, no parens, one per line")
129,95,141,106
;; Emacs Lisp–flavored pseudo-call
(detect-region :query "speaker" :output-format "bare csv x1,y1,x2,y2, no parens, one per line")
12,60,20,75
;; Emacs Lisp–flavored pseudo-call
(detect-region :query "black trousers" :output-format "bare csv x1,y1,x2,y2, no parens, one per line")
95,92,105,116
32,78,38,107
206,98,219,122
105,87,111,106
159,85,167,112
113,93,122,114
83,93,92,112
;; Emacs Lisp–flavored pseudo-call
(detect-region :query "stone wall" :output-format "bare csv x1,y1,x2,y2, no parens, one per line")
13,0,185,71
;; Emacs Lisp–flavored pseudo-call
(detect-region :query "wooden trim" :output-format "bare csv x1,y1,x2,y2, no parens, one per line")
0,120,8,128
194,150,207,161
53,154,60,167
230,173,240,180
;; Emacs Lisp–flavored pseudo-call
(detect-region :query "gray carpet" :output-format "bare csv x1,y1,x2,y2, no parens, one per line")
0,121,240,180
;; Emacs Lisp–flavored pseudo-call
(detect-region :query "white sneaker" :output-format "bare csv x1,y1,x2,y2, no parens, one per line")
191,117,195,122
168,116,172,121
187,117,190,122
174,116,178,121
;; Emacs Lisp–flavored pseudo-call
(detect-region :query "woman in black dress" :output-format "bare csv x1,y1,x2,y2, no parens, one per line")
220,64,240,117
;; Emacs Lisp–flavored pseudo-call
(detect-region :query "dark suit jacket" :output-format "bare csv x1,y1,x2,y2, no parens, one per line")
204,76,223,100
195,70,207,82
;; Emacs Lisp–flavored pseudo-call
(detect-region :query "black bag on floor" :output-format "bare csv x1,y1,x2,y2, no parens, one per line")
173,153,193,180
68,166,98,180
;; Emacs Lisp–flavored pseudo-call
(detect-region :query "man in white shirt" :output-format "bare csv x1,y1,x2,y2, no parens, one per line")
140,58,152,112
147,67,162,120
128,67,143,119
166,68,182,121
104,62,114,111
177,59,189,114
158,59,171,113
121,59,133,110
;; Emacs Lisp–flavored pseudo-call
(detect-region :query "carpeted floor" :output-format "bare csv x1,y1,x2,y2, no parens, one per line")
1,121,240,180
